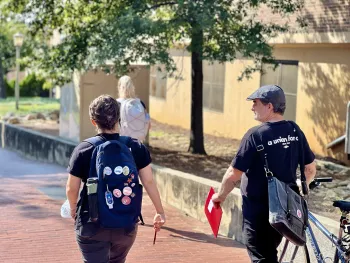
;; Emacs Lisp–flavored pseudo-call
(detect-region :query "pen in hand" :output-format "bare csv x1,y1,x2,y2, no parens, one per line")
153,229,157,245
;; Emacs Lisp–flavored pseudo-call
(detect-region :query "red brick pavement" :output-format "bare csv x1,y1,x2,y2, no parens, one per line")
0,172,249,263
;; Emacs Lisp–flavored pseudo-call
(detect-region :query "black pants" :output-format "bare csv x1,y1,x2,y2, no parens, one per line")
243,217,283,263
76,226,138,263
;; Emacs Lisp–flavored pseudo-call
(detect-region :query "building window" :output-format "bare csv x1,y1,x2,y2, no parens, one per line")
260,60,299,121
203,61,225,112
150,65,167,99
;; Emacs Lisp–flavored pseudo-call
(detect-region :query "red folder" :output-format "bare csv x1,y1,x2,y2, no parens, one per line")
204,187,223,238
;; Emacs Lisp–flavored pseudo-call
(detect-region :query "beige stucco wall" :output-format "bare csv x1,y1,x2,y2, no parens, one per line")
150,46,350,163
149,54,192,129
273,45,350,163
150,50,261,139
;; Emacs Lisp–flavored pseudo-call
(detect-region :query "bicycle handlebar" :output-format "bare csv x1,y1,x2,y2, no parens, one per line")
313,177,333,183
309,177,333,190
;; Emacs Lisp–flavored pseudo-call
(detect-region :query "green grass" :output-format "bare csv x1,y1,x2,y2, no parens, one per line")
149,130,167,138
0,97,60,117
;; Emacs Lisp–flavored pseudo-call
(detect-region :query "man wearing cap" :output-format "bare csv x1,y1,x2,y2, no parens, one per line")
212,85,316,262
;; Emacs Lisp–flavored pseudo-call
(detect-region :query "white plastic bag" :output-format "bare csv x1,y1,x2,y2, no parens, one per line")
60,199,72,218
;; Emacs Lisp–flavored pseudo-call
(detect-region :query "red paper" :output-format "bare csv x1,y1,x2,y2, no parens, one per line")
204,187,223,238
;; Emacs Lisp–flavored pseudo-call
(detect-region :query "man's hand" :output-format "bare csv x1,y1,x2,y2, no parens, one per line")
153,213,166,232
212,193,226,204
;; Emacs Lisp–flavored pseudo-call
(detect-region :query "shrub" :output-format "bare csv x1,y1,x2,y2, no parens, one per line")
5,78,15,96
4,73,51,97
20,73,48,97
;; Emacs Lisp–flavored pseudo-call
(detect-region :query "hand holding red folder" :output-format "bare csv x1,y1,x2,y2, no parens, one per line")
204,187,223,238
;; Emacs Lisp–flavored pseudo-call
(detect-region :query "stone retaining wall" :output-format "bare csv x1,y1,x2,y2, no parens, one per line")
0,121,76,167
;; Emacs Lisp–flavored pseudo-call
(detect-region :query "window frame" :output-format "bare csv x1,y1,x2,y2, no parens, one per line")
150,65,167,100
203,61,226,113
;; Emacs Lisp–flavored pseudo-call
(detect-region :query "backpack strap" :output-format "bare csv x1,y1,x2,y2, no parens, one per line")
118,136,133,147
83,135,106,147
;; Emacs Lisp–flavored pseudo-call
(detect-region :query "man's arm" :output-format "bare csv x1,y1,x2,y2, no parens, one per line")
212,166,244,203
305,161,316,186
66,174,82,218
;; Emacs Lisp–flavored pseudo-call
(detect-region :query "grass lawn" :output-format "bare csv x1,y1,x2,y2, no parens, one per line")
0,97,60,117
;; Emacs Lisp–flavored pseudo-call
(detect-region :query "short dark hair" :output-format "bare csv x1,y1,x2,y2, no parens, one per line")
260,98,286,115
89,95,120,130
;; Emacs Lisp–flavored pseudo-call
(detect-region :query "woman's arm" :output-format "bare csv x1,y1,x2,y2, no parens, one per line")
138,164,165,231
66,174,82,219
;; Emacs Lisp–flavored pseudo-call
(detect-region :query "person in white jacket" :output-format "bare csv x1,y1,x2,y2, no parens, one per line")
117,75,150,142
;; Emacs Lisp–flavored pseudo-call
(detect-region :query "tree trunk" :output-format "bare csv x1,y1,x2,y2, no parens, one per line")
188,27,206,155
0,59,6,99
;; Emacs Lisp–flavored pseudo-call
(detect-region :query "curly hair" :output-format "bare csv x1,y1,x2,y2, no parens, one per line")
89,95,120,131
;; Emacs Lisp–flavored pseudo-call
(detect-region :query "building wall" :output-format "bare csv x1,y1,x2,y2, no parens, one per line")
149,45,350,163
273,45,350,162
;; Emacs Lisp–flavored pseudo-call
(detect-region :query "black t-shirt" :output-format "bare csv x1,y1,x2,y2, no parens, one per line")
67,133,152,230
231,121,315,219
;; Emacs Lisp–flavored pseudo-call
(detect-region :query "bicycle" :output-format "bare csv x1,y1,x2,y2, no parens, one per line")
278,177,350,263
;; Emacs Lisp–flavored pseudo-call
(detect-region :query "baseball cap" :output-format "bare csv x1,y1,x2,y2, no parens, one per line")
247,85,286,111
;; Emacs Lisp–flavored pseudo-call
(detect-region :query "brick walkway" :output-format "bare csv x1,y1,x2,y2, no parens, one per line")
0,149,249,263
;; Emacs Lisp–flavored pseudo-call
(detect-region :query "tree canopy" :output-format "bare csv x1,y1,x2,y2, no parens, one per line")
1,0,305,152
2,0,304,79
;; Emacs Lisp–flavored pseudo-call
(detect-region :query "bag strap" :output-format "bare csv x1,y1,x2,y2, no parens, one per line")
251,126,274,177
287,121,309,195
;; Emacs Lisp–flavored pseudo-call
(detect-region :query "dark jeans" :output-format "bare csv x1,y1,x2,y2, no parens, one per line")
76,225,138,263
243,217,283,263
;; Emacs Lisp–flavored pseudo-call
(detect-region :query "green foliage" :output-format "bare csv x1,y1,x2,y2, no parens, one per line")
42,79,53,90
1,0,305,83
5,73,50,97
5,78,15,96
19,73,48,97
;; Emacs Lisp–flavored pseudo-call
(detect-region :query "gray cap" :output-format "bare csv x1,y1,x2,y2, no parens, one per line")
247,85,286,111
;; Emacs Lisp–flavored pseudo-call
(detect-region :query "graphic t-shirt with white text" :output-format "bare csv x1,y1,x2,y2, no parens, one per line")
231,121,315,218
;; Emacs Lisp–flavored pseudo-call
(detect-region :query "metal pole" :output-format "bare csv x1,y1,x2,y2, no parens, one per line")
15,46,20,110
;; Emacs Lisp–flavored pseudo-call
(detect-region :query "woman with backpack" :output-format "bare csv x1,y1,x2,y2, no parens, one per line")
117,75,151,142
66,94,165,263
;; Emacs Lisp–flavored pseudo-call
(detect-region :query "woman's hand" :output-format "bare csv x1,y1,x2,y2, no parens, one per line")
153,213,166,232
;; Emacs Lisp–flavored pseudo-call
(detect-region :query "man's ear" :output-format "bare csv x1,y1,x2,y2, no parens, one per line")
268,103,274,111
91,119,97,126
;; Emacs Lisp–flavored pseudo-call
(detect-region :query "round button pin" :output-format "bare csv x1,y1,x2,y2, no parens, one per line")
122,196,131,205
122,166,130,175
113,189,122,198
114,166,123,175
131,183,135,187
123,187,132,196
104,166,112,176
297,209,302,218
